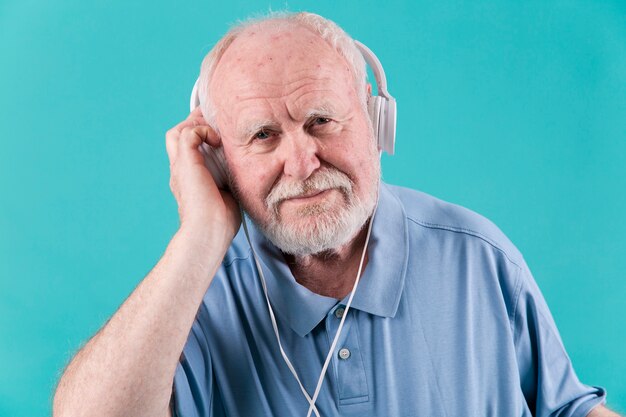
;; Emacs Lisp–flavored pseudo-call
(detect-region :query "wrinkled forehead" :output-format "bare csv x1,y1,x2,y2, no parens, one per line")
210,23,357,114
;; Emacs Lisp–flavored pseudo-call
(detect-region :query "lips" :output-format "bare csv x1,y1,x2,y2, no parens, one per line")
295,189,326,199
285,188,331,202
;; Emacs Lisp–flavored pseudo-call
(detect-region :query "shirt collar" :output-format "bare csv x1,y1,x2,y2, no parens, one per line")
244,182,409,337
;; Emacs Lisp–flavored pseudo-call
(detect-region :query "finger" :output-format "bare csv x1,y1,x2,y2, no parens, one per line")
180,115,221,147
166,109,220,164
177,126,217,164
166,117,209,164
170,107,205,136
202,124,221,148
165,129,178,164
166,121,194,165
173,116,202,134
192,107,210,125
188,110,215,134
187,106,204,120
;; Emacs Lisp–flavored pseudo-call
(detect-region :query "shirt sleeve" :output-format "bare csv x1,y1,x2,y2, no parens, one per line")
172,304,216,417
513,260,607,417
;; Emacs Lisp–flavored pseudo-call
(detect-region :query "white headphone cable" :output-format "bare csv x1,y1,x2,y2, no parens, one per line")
241,213,321,417
305,193,378,417
241,180,380,417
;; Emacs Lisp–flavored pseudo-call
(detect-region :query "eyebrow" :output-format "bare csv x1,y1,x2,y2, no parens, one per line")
237,102,341,141
304,103,337,119
238,119,279,141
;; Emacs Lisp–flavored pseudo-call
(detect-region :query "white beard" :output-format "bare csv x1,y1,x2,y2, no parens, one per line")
236,165,379,256
263,170,378,256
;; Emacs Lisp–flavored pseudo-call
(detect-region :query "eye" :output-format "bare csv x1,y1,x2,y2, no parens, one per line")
313,117,331,125
254,129,272,140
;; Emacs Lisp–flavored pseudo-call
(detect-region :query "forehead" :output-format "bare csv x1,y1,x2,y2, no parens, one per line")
210,24,358,122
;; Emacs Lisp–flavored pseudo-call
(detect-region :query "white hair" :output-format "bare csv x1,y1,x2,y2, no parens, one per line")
196,11,368,133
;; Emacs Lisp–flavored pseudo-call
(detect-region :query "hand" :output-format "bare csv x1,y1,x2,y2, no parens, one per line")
165,108,241,245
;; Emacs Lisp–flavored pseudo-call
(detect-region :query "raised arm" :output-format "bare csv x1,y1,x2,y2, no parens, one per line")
52,108,240,417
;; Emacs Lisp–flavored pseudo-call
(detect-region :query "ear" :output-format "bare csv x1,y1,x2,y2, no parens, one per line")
366,83,372,97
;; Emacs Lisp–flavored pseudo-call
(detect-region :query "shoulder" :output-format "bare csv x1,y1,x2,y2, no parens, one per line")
384,183,525,268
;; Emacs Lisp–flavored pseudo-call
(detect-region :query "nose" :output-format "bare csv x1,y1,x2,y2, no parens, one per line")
281,130,321,181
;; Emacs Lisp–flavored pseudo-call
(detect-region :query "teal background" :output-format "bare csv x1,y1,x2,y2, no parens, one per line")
1,1,624,416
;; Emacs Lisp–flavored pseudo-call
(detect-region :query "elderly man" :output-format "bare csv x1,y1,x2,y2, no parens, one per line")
53,12,618,417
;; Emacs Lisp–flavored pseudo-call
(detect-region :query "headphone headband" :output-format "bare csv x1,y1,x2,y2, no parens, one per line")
354,41,391,99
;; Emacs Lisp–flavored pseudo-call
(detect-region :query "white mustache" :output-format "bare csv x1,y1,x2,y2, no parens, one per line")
266,168,353,209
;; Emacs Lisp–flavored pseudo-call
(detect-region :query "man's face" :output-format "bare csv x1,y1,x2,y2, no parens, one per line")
210,24,380,255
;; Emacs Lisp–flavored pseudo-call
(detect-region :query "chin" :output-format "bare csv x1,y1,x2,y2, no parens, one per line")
258,195,375,256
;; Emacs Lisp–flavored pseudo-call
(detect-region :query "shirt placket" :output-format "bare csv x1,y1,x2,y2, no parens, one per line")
324,304,369,405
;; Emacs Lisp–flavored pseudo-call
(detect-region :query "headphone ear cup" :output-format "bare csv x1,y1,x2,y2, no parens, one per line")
379,97,396,155
368,95,396,155
199,143,229,190
368,96,383,150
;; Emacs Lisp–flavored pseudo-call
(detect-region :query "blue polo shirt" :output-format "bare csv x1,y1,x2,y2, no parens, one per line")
172,183,606,417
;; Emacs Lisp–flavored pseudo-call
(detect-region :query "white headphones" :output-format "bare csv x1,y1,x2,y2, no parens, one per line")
354,40,397,155
189,39,396,155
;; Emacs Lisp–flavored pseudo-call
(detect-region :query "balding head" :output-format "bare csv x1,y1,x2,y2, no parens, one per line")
196,12,368,133
210,23,364,146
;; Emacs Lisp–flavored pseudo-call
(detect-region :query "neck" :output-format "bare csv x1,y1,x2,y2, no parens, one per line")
283,220,371,299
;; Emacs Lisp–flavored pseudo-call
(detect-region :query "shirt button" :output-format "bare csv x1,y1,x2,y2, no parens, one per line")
334,307,345,319
338,348,351,360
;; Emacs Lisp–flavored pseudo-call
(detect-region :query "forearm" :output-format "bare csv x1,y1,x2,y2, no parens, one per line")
587,404,622,417
53,227,228,417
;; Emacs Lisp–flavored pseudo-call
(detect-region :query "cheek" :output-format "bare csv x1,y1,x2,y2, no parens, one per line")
324,124,379,197
323,124,374,172
225,150,280,202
